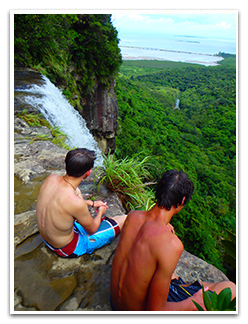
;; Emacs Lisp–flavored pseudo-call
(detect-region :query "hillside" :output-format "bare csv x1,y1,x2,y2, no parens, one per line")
115,57,236,271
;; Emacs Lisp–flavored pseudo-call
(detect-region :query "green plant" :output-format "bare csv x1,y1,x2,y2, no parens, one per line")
19,110,73,150
222,229,236,269
50,127,73,150
19,110,50,127
29,133,52,143
95,151,156,211
192,286,236,311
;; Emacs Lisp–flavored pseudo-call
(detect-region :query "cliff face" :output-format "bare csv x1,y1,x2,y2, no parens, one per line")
77,81,118,155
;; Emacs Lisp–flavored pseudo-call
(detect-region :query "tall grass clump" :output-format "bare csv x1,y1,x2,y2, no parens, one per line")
18,110,73,150
95,151,156,212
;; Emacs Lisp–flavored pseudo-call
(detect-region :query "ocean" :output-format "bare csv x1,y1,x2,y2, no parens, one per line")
118,32,236,66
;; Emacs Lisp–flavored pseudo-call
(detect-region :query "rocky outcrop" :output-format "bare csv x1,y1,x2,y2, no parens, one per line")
14,188,125,312
77,81,118,155
13,84,229,312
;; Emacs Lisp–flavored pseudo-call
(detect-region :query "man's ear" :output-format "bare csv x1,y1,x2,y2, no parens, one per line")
86,169,91,177
181,196,186,206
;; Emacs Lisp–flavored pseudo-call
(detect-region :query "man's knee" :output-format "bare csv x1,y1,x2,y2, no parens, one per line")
113,214,127,230
207,281,236,299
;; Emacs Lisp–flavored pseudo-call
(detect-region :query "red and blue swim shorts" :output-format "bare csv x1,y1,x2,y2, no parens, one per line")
43,216,120,258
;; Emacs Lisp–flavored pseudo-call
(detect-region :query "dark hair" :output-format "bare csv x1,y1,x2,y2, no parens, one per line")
65,148,96,177
155,170,194,210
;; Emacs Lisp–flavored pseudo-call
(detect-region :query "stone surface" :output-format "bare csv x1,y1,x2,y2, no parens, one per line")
78,81,118,154
14,140,67,182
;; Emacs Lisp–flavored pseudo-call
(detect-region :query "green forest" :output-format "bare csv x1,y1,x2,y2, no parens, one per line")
114,57,236,272
14,14,122,102
14,14,236,275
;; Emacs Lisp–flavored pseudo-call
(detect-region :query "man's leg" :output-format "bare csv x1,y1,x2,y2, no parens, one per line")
201,281,236,300
112,214,127,231
171,273,179,280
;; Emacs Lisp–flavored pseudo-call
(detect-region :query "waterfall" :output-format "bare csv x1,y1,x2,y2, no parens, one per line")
175,99,180,109
16,74,103,165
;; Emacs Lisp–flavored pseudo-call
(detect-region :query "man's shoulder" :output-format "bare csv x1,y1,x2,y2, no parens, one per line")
44,173,61,185
153,227,183,256
125,210,147,225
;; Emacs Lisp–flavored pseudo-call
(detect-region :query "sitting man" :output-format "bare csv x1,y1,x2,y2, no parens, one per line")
110,169,236,311
36,148,127,258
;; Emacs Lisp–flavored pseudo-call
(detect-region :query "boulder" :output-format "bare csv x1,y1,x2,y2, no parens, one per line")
14,140,67,183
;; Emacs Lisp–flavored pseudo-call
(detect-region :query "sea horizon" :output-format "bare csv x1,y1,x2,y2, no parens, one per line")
118,32,236,66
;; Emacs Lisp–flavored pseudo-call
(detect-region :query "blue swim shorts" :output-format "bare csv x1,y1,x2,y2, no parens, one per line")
167,277,202,302
43,216,120,258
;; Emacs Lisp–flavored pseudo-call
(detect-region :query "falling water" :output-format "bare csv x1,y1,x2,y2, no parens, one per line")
175,99,180,109
16,74,103,165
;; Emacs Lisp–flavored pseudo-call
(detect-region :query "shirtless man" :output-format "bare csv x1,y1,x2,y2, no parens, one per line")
36,148,127,258
110,169,236,311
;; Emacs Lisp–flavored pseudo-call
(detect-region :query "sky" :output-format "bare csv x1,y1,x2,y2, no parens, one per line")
111,11,237,41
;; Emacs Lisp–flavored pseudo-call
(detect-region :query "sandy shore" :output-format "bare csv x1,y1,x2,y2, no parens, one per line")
120,46,224,66
122,55,222,66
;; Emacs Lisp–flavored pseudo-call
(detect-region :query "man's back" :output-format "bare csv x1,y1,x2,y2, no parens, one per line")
36,174,78,248
110,207,183,311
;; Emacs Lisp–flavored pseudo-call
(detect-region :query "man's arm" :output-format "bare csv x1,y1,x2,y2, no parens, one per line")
146,236,206,311
146,236,185,311
70,197,107,235
75,187,108,210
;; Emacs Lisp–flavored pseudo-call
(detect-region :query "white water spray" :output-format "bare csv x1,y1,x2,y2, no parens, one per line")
17,75,103,165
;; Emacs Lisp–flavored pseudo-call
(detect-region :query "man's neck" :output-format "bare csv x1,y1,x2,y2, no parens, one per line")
63,174,84,190
149,204,174,225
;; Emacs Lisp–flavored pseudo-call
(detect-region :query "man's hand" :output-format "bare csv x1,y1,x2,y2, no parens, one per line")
97,205,107,215
93,201,108,213
93,200,108,208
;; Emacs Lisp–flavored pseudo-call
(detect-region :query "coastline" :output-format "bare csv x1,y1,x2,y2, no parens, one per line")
120,46,224,66
121,55,223,66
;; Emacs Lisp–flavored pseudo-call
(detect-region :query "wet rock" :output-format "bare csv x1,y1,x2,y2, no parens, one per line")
14,248,77,311
14,141,67,182
14,210,39,248
14,117,52,140
78,81,118,154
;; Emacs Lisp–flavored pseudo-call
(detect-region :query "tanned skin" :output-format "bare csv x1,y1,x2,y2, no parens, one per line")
36,171,126,249
110,200,236,311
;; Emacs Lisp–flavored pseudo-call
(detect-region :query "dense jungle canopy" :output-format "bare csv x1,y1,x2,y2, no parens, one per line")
14,14,122,96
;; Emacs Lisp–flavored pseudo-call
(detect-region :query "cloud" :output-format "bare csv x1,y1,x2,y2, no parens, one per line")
112,12,236,39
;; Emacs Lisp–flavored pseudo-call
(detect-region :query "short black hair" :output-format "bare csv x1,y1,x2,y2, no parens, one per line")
65,148,95,177
155,170,194,210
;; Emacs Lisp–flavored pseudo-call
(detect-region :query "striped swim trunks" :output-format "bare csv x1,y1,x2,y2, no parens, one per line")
43,216,120,258
167,277,202,302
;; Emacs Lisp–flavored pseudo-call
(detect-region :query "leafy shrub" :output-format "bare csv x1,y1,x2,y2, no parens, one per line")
192,286,236,311
95,151,156,211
